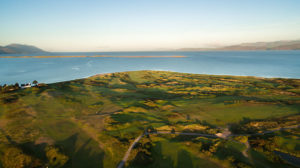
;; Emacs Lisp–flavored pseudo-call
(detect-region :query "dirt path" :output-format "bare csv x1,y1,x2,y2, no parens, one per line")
242,140,250,158
152,131,217,137
117,134,144,168
116,131,216,168
231,125,300,137
117,125,299,168
216,127,232,139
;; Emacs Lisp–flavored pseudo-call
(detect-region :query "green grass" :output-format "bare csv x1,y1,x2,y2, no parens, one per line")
224,141,246,152
181,101,299,126
248,150,294,168
1,70,299,167
134,137,222,168
273,129,300,154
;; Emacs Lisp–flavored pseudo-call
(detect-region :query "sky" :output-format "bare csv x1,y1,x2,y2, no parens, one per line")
0,0,300,51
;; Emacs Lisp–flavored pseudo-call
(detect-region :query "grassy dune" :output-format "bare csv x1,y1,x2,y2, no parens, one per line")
0,70,299,167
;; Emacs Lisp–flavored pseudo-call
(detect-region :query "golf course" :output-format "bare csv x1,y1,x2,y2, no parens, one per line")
0,70,299,168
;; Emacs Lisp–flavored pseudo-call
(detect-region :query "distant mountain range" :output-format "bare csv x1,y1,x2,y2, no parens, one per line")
0,44,46,54
1,40,300,54
178,40,300,51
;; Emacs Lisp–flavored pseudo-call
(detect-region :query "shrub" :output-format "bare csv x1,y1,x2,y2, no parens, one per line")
45,146,68,168
1,147,41,168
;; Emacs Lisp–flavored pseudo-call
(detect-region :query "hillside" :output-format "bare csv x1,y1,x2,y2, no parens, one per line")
179,40,300,51
0,44,46,54
0,71,299,168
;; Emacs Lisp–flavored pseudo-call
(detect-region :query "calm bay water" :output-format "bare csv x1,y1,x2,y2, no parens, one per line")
0,51,300,85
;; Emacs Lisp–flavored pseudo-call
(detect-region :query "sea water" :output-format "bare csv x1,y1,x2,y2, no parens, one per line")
0,50,299,85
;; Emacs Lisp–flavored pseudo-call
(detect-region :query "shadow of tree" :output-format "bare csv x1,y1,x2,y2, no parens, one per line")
134,141,174,168
18,142,48,162
56,133,105,168
177,149,193,168
9,133,105,168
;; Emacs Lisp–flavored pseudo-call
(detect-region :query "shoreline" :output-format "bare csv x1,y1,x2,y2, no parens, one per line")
0,55,186,58
1,70,299,86
30,70,300,85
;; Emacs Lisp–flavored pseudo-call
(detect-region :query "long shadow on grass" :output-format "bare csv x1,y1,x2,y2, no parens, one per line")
96,86,184,107
177,149,193,168
128,141,174,168
215,142,249,165
18,142,48,163
57,133,105,168
110,112,169,125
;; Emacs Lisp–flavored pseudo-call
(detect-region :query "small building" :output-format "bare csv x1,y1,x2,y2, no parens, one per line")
21,83,32,89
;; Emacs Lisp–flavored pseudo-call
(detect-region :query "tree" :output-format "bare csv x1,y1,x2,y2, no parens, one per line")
32,80,38,85
171,128,175,134
45,146,68,168
14,83,20,89
1,147,41,168
146,126,157,134
130,138,153,166
186,114,191,120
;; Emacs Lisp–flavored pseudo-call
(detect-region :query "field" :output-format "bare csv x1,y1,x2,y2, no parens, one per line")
0,70,299,168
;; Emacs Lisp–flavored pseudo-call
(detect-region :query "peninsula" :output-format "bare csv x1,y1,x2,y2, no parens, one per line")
1,71,299,168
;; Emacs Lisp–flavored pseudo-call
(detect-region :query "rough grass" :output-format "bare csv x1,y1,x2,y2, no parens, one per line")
0,70,299,167
143,137,222,168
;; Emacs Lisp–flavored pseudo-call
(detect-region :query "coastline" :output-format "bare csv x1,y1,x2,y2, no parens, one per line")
1,70,300,86
43,70,300,85
1,70,300,168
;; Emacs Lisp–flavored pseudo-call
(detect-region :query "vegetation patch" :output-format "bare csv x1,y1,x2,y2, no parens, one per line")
0,70,299,167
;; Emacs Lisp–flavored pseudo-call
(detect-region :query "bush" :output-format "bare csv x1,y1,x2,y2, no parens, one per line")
1,147,41,168
45,146,68,168
234,136,248,143
131,138,153,166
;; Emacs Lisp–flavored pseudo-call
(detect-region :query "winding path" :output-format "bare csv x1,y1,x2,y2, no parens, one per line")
117,125,300,168
116,131,217,168
242,141,250,158
117,134,144,168
151,131,217,137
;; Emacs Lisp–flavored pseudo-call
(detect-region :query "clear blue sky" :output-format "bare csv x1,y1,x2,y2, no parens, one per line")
1,0,300,51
